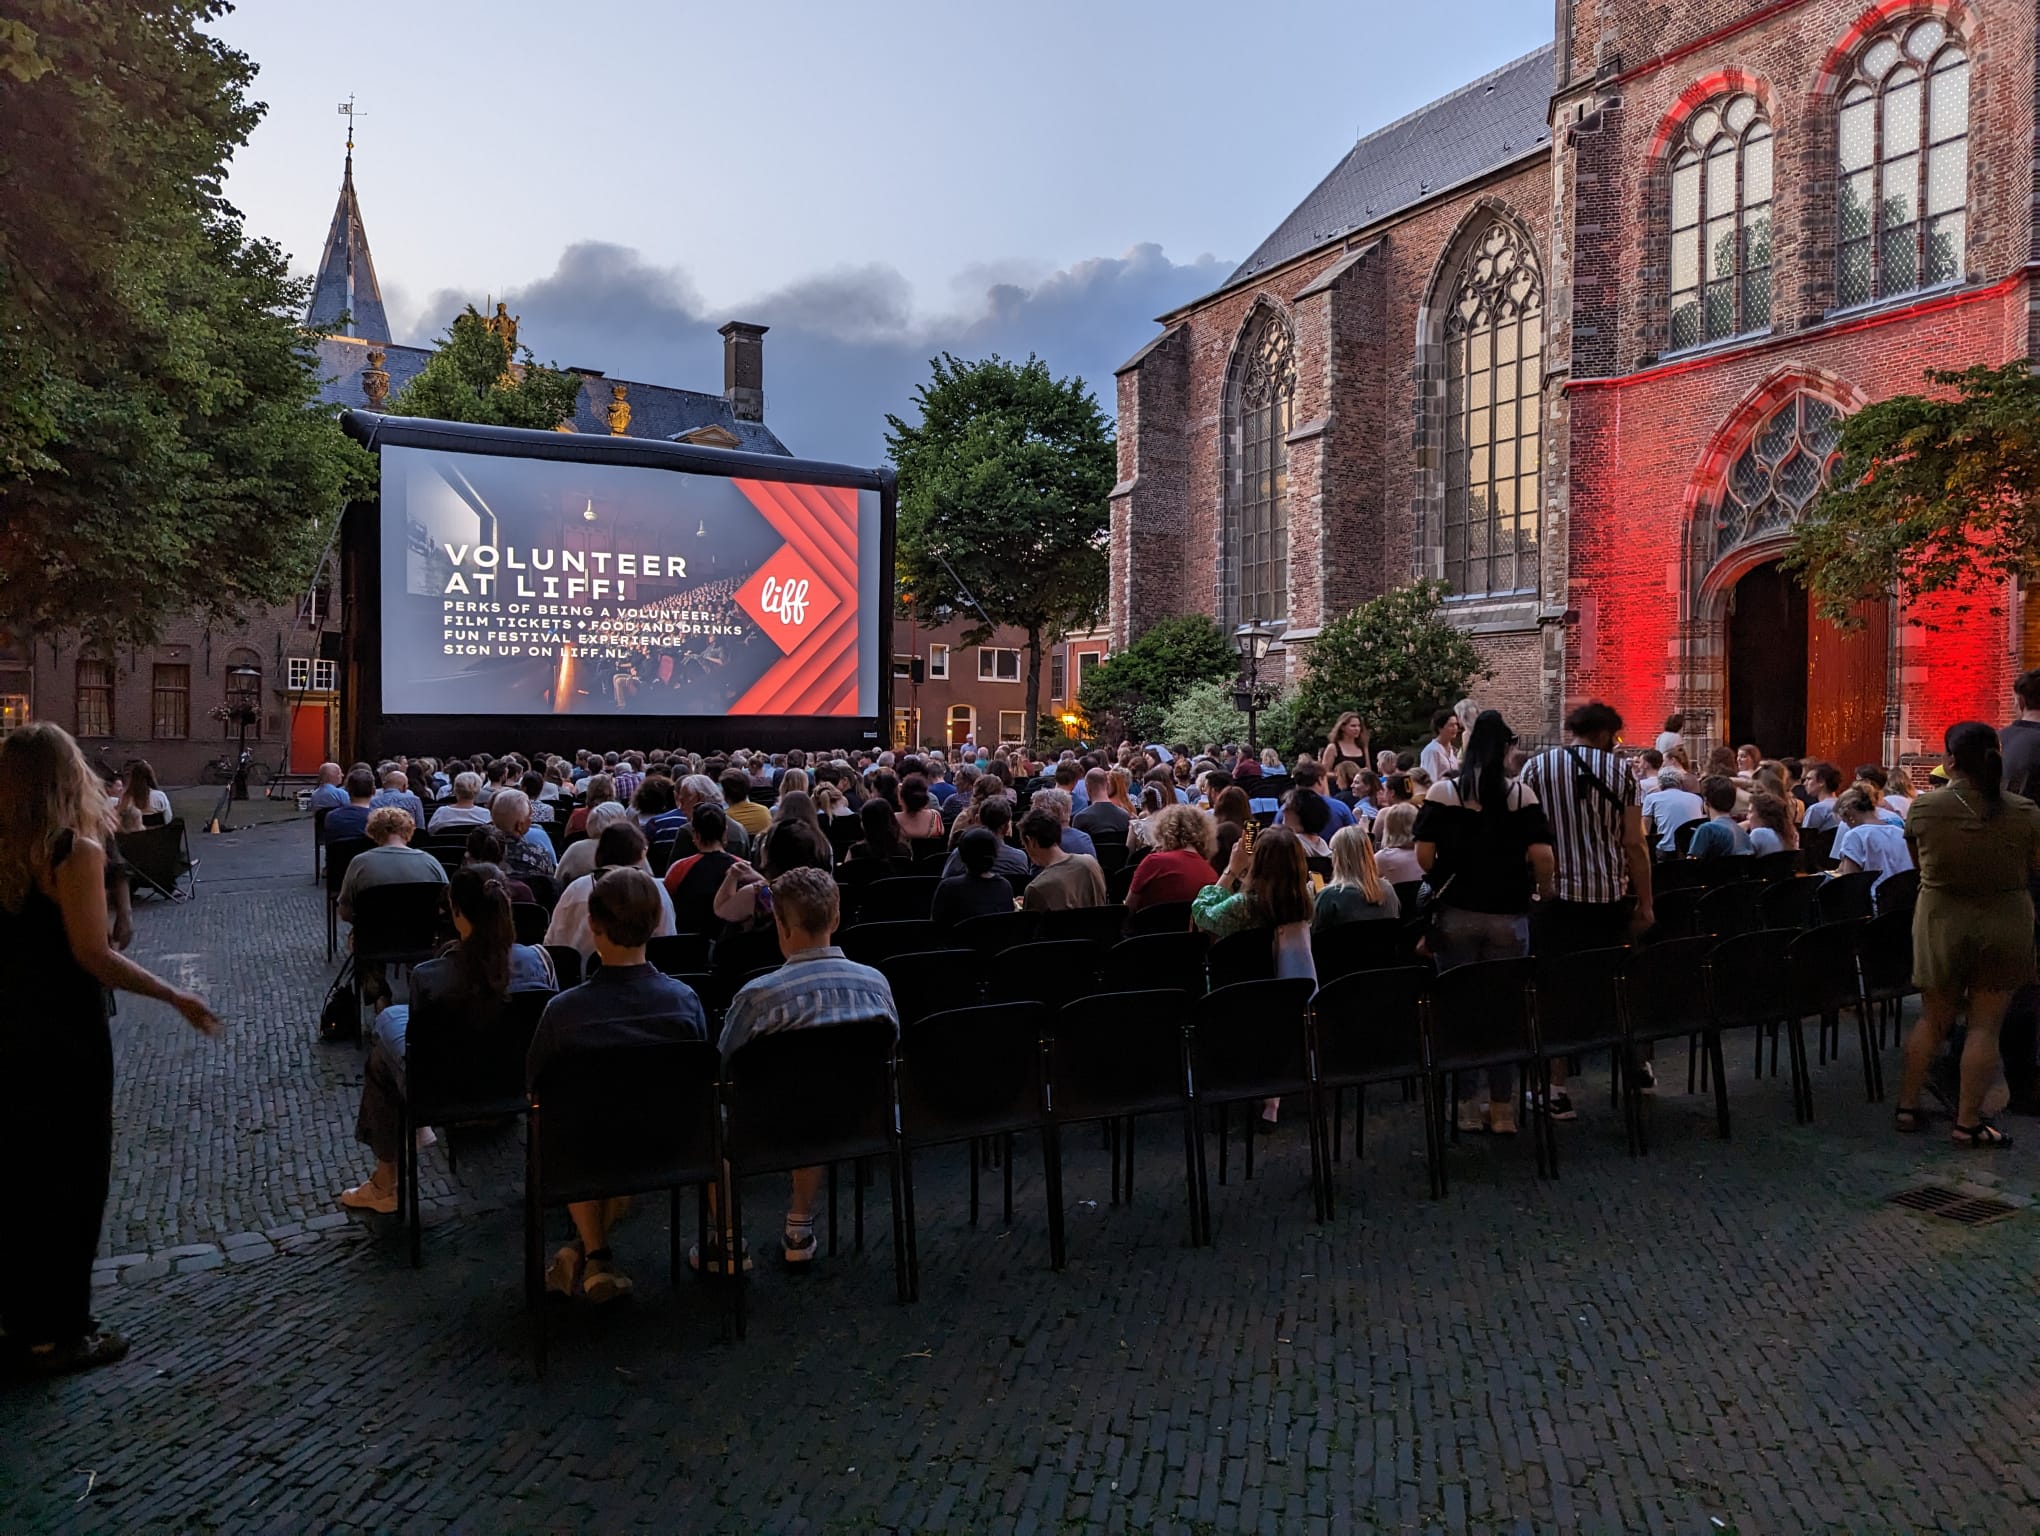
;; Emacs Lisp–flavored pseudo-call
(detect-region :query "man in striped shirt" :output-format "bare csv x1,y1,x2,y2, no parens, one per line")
1519,701,1656,1117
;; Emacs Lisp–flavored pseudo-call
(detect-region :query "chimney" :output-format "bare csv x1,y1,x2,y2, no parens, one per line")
718,321,767,422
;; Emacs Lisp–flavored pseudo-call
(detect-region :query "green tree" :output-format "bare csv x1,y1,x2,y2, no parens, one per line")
0,0,374,649
1078,613,1237,744
386,306,584,429
886,354,1114,748
1786,362,2040,627
1292,579,1488,750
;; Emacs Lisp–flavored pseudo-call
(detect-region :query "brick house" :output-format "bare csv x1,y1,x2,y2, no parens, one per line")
3,143,788,784
1111,0,2036,769
888,615,1109,751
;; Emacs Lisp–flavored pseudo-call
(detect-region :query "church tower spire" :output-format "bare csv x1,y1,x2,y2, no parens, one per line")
305,99,390,341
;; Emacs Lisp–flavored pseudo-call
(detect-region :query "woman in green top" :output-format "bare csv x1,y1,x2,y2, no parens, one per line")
1193,824,1315,1131
1896,722,2040,1147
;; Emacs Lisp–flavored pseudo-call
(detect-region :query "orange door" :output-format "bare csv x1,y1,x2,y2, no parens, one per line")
289,704,329,773
1805,598,1888,771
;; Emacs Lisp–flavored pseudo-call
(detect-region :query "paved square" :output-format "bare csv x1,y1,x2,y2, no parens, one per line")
4,820,2038,1532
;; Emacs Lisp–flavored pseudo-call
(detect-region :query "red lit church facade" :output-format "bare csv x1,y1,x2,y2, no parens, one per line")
1110,0,2038,769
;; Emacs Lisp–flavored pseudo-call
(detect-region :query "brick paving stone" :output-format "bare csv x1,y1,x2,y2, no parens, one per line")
3,820,2040,1530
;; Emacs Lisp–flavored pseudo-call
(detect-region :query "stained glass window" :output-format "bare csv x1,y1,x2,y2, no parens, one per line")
1715,393,1845,559
1668,93,1773,350
1443,222,1543,597
1836,20,1967,307
1226,309,1294,624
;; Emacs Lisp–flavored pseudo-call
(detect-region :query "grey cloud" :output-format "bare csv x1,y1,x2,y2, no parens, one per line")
398,240,1228,465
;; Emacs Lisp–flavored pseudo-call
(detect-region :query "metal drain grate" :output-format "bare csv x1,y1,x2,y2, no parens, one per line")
1888,1184,2021,1226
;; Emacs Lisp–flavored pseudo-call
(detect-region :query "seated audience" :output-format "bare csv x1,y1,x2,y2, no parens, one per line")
462,826,533,903
1126,804,1217,913
757,791,832,878
1688,776,1754,859
337,808,448,1006
426,772,491,836
1641,767,1706,854
565,772,614,838
895,777,946,841
931,828,1019,928
664,803,741,935
720,769,771,839
527,867,707,1301
325,767,379,842
1072,769,1130,839
1313,823,1400,930
1019,808,1106,912
341,863,556,1216
1832,786,1915,894
547,823,677,958
557,801,629,887
938,797,1029,886
1747,793,1798,857
491,789,556,881
309,761,349,813
1372,802,1425,886
847,796,908,867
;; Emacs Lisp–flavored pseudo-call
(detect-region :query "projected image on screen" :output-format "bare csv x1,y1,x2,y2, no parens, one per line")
378,444,879,718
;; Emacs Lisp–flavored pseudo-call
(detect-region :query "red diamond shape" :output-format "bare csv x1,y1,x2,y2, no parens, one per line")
736,543,839,655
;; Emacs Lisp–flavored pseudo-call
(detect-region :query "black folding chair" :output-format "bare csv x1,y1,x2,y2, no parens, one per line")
525,1040,724,1372
1207,928,1275,992
1106,865,1138,904
647,933,714,976
1309,921,1410,985
896,1002,1052,1272
1788,920,1881,1103
312,805,330,884
877,948,983,1027
840,920,943,967
1671,820,1706,856
1653,860,1708,893
1855,907,1917,1050
521,873,559,910
401,988,553,1266
348,882,450,1036
1124,900,1193,937
1707,929,1810,1123
1749,850,1802,884
1647,887,1705,940
325,836,373,961
1045,991,1201,1258
1874,868,1920,919
544,945,583,989
1533,946,1635,1155
951,909,1035,955
1815,871,1876,926
1693,882,1762,939
1426,957,1550,1184
1092,843,1129,876
1188,979,1322,1221
511,902,550,946
1032,904,1128,949
1757,877,1823,931
908,836,950,865
713,925,784,979
1622,936,1726,1150
1308,966,1436,1205
859,877,940,924
1801,825,1838,871
990,940,1104,1012
1102,932,1206,998
721,1018,908,1335
118,820,197,903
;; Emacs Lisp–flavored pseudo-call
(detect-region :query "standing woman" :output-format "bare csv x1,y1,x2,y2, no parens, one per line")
1323,712,1371,776
1896,723,2040,1146
1413,709,1554,1135
0,724,220,1375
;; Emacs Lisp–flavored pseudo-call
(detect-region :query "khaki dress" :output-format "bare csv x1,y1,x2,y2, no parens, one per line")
1908,786,2040,992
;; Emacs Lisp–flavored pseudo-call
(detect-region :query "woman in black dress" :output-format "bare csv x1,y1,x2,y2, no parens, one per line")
0,724,220,1376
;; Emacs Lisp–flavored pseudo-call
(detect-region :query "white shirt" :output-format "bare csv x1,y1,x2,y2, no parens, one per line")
1641,787,1706,851
544,865,678,958
1883,793,1912,821
1374,846,1425,885
426,803,492,835
1833,822,1913,892
1419,739,1460,783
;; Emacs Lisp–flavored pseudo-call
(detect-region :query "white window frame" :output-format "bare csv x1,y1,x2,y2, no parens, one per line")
997,710,1026,744
313,659,338,692
927,643,949,680
287,657,311,691
893,654,916,680
1077,650,1104,691
977,646,1021,683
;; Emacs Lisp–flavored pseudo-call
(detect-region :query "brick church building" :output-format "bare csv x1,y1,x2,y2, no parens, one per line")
1110,0,2036,768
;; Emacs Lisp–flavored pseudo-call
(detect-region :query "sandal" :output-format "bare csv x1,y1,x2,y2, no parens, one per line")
1893,1107,1929,1134
16,1328,130,1377
1950,1121,2013,1149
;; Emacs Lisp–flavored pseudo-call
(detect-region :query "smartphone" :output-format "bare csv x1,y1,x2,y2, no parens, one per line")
1241,820,1257,853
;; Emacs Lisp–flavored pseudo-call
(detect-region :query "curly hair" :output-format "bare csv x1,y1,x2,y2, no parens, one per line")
1149,803,1215,859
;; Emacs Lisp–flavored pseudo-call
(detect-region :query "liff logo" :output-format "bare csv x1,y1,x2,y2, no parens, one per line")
737,544,839,654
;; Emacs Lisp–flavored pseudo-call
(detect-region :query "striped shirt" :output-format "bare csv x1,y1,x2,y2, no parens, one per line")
1518,745,1636,904
715,946,898,1061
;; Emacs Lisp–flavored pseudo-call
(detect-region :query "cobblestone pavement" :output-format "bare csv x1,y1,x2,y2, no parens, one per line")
5,820,2040,1532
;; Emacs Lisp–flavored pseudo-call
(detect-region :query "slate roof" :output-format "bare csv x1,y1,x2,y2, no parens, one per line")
304,154,392,342
1204,44,1555,304
313,337,792,456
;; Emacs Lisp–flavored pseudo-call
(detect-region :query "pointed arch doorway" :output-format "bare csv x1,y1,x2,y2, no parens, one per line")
1722,559,1888,766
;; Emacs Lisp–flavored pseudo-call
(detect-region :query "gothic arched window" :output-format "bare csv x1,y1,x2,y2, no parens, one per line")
1837,18,1968,307
1669,93,1774,349
1225,308,1294,624
1715,391,1844,559
1443,222,1543,598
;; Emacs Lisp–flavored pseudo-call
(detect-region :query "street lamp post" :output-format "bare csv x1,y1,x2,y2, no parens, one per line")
224,664,261,802
1231,619,1283,753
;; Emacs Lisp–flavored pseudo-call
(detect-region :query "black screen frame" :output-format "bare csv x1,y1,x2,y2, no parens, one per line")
339,409,895,761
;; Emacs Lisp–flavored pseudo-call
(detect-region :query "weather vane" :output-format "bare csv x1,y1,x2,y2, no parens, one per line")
337,95,365,152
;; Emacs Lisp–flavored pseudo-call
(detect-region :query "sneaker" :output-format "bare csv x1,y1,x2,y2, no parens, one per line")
581,1256,634,1304
339,1176,397,1215
1486,1101,1519,1135
688,1234,753,1276
544,1244,582,1297
782,1225,818,1266
1544,1091,1577,1122
1634,1060,1658,1095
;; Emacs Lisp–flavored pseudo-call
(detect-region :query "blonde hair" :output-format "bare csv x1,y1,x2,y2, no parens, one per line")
1376,801,1418,849
0,723,115,912
1149,802,1215,859
1327,823,1385,905
779,768,809,795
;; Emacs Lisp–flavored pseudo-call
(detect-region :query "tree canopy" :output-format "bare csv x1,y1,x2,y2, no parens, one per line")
1786,362,2040,627
385,306,584,430
1292,579,1488,750
0,0,374,649
1078,613,1237,745
886,354,1114,747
